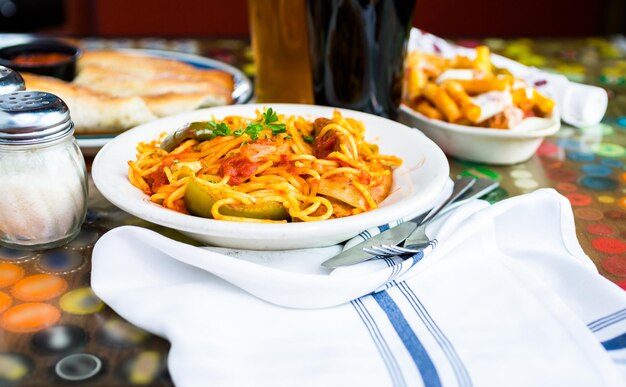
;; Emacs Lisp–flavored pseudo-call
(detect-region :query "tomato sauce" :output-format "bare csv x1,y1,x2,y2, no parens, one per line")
11,52,72,66
313,132,339,159
149,159,175,190
220,156,260,185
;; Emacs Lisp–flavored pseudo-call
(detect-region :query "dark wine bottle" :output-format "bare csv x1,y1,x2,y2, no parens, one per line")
306,0,416,119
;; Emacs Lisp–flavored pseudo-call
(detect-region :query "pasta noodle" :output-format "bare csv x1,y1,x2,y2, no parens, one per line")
128,108,402,223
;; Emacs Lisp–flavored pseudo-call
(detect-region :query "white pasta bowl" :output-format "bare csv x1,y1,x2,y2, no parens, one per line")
398,104,561,165
92,103,449,250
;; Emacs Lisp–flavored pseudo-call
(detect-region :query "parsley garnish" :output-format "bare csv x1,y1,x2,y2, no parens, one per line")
263,108,279,123
263,107,287,135
207,120,231,136
303,135,315,144
190,120,231,141
244,122,264,140
228,108,289,142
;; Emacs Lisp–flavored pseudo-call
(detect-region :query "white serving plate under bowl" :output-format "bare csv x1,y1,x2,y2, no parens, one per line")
398,104,561,165
92,103,449,250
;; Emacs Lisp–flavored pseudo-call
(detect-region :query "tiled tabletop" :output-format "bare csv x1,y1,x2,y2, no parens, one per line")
0,36,625,386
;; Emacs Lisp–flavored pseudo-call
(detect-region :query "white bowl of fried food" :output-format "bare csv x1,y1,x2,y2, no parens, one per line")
399,46,560,165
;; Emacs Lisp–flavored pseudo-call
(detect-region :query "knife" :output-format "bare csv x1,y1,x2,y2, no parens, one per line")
321,176,475,269
402,177,499,247
320,221,418,268
321,177,499,269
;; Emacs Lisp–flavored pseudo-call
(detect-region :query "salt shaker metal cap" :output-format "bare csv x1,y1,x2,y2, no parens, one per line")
0,65,25,94
0,91,73,145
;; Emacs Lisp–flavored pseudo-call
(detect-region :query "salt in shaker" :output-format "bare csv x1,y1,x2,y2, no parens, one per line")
0,91,88,250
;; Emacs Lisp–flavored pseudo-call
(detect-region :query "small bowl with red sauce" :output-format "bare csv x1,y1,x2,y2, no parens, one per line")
0,39,81,81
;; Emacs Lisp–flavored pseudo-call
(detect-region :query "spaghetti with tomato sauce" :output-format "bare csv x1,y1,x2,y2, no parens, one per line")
128,108,402,223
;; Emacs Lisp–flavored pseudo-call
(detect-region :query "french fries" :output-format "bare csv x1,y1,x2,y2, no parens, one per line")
422,82,462,122
442,80,481,123
415,100,443,120
403,45,555,129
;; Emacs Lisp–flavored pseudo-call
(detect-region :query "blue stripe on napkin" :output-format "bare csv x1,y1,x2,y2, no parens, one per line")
398,282,473,387
410,250,426,265
588,308,626,332
382,258,398,289
351,299,406,386
383,258,403,287
601,332,626,351
372,291,442,387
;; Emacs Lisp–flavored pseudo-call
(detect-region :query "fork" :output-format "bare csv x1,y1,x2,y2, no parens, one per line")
362,176,475,257
363,177,499,258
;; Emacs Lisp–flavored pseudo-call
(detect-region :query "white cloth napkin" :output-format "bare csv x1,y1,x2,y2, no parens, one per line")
408,28,608,127
91,189,626,387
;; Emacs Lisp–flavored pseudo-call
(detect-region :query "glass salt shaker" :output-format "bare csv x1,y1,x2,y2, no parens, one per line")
0,91,88,250
0,65,25,93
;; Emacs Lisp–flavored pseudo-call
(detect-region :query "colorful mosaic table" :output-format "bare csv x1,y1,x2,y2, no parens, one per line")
0,36,625,386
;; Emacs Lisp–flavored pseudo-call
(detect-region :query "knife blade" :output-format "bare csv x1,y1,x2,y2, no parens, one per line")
320,222,417,268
